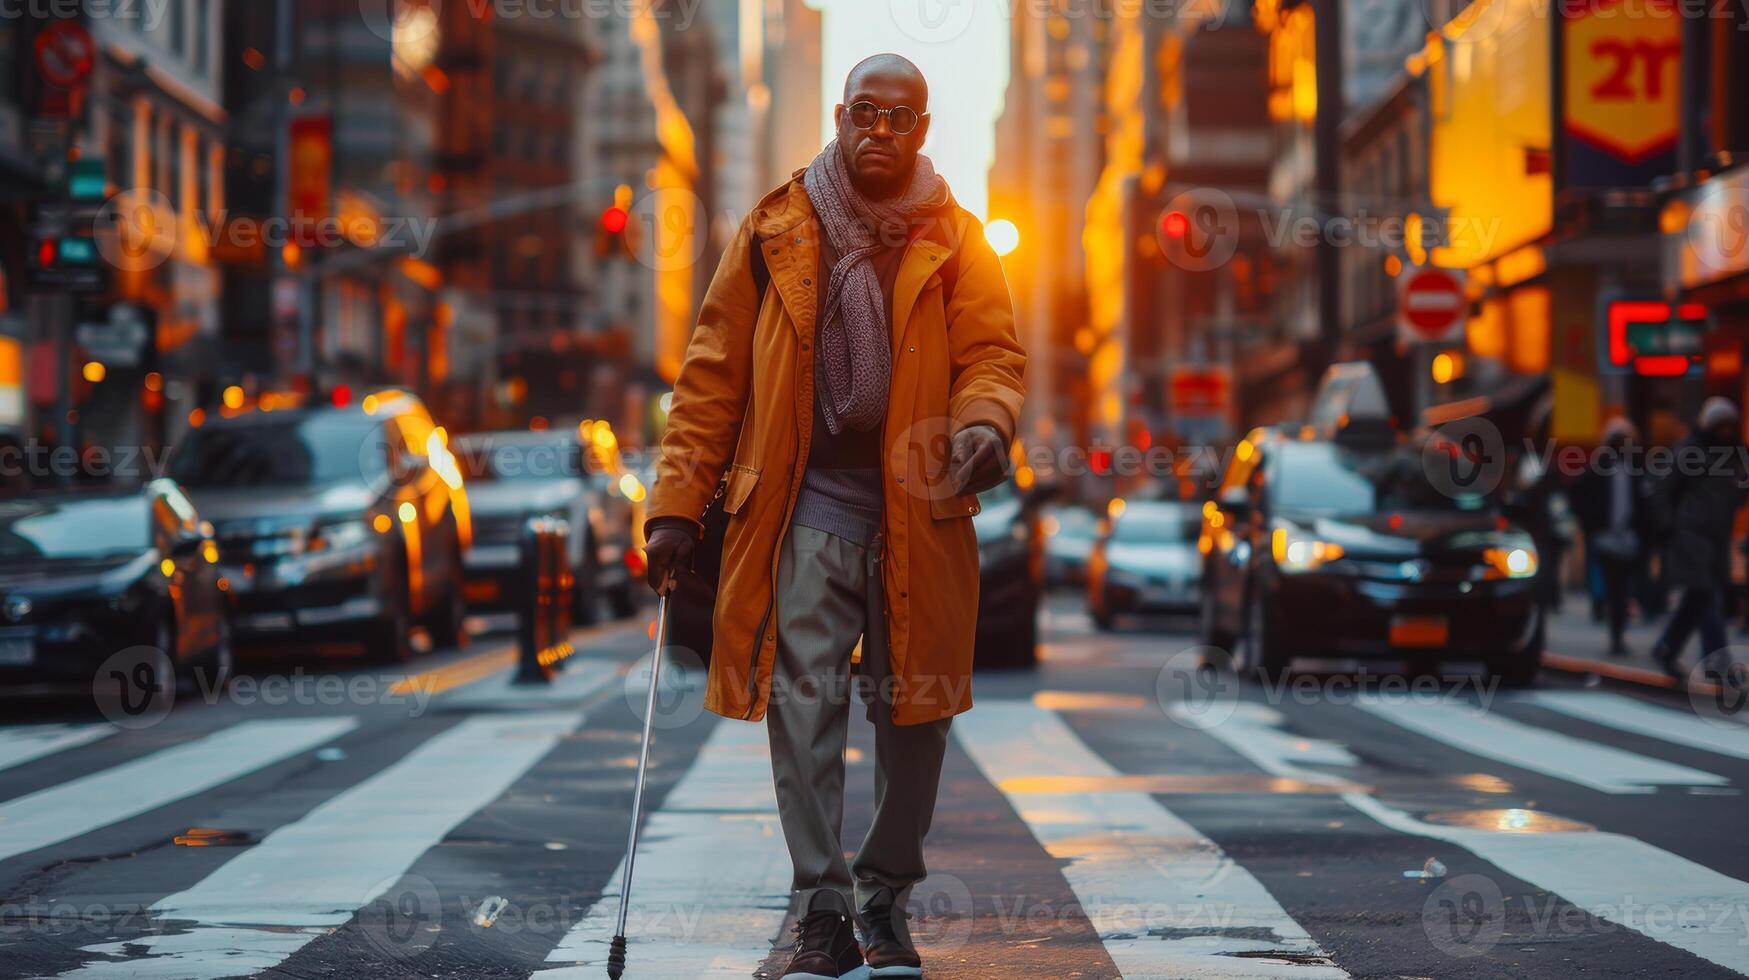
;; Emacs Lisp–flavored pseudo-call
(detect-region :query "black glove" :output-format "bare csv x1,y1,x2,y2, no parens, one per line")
950,424,1008,495
644,525,696,595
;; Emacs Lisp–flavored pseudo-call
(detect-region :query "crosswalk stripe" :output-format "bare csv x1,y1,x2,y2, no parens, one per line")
0,724,114,774
0,718,356,865
1191,702,1749,974
1354,692,1726,794
60,712,581,979
1519,690,1749,761
955,701,1347,979
538,718,789,979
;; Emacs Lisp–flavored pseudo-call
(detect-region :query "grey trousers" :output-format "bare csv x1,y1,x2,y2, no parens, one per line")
766,524,952,936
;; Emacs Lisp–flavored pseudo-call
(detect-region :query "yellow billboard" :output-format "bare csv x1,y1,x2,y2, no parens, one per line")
1426,0,1552,269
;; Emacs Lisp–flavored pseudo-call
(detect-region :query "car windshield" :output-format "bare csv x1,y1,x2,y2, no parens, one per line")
455,436,579,482
170,412,381,488
0,496,149,559
1113,503,1197,543
1273,442,1488,516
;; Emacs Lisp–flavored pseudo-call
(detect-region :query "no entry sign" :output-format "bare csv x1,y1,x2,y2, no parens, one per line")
34,20,95,90
1397,266,1467,344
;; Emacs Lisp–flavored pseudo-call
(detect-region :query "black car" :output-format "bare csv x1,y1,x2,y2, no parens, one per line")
1088,499,1202,628
454,429,639,623
168,392,472,662
0,480,230,692
973,480,1044,668
1200,428,1543,685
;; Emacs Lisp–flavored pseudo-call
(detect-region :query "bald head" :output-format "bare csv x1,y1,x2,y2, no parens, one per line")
843,53,929,112
835,53,932,199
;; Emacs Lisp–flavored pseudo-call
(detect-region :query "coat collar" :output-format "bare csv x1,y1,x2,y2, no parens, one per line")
751,175,961,348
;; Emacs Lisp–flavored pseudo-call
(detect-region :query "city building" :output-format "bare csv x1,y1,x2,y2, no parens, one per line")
989,0,1112,459
74,1,226,456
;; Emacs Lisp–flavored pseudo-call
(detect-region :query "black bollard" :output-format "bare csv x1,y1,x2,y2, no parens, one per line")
514,518,555,685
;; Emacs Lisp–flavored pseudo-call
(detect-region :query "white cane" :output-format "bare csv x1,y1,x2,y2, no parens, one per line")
608,592,667,978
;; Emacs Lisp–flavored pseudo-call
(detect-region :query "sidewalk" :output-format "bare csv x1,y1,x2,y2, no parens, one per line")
1542,598,1737,700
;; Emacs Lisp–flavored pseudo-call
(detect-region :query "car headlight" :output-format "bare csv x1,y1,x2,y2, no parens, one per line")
309,519,373,553
1271,524,1344,573
1482,546,1538,580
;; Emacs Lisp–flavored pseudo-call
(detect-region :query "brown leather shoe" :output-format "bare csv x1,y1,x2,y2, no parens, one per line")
780,909,864,979
860,901,923,978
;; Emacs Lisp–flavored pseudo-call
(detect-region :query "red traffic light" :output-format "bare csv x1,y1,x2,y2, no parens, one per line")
601,206,629,234
37,238,58,268
1160,210,1189,240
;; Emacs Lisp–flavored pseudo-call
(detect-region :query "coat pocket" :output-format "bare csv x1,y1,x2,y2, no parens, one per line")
929,489,982,520
723,464,760,515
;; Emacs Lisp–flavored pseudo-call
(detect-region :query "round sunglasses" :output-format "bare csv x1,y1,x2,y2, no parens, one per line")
846,101,923,136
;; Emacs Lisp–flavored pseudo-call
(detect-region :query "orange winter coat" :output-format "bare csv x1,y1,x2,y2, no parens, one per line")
647,174,1027,725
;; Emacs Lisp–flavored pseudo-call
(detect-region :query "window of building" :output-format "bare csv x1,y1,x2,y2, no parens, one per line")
168,125,184,213
165,0,187,58
109,104,134,191
190,0,209,76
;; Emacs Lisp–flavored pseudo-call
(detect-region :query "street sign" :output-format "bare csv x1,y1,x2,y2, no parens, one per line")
1600,298,1709,376
33,20,95,90
1168,366,1231,418
287,115,334,248
1561,0,1681,187
76,306,151,369
27,200,108,293
68,158,106,202
1396,266,1467,343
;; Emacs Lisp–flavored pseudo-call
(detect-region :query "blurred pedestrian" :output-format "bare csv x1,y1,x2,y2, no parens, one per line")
643,55,1025,980
1653,398,1749,679
1571,418,1647,656
1507,441,1566,611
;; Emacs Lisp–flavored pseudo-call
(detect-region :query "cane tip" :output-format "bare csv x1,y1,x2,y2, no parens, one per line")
607,934,627,978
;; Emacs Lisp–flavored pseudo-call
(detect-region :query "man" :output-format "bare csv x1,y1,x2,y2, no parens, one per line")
643,54,1026,979
1570,417,1648,656
1653,397,1748,679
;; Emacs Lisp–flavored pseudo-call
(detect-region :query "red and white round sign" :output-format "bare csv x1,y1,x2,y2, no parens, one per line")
34,20,95,90
1398,266,1467,342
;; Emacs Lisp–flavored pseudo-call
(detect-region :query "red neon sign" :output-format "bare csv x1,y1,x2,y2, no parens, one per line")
1605,300,1708,376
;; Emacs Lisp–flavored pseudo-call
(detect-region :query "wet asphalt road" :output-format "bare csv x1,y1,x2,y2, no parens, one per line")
2,596,1746,979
